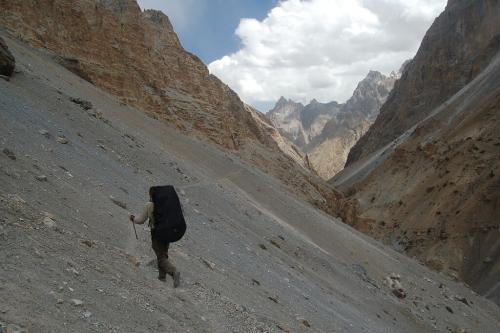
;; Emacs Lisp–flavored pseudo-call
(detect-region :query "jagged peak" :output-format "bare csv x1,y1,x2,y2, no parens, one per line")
273,96,303,108
143,9,175,31
277,96,288,104
365,70,385,81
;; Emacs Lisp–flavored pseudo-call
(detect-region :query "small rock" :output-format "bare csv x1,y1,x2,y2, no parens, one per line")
251,278,261,286
82,311,92,318
445,305,454,314
385,273,406,299
298,318,311,328
277,324,291,332
56,137,69,144
70,97,93,110
39,129,50,138
268,296,279,304
0,37,15,77
35,175,48,182
70,299,83,306
2,148,16,160
269,239,281,249
109,196,127,209
259,244,267,250
56,299,64,304
81,239,93,247
483,257,492,263
454,296,470,306
202,258,215,270
66,267,80,275
42,216,56,228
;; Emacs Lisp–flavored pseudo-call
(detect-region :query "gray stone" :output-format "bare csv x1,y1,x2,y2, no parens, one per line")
39,129,50,138
70,299,83,306
2,148,16,160
0,37,15,77
109,196,127,209
35,175,48,182
56,137,69,144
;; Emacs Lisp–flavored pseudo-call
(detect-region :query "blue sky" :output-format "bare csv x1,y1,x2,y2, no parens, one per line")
137,0,278,64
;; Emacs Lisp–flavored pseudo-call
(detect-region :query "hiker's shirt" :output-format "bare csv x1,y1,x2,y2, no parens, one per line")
133,202,155,229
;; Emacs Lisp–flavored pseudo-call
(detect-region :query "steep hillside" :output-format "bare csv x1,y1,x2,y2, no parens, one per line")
269,71,396,179
0,0,342,221
1,30,499,333
332,0,500,304
346,0,500,166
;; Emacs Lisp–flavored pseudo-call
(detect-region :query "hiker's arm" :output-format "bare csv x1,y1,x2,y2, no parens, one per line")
131,202,151,224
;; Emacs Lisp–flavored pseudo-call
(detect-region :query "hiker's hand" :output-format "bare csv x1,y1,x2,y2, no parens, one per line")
129,214,135,222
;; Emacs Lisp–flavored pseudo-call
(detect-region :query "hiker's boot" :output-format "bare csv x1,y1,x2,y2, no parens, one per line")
158,274,167,282
173,271,181,288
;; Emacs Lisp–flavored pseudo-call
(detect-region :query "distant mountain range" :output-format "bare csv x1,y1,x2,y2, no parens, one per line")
268,69,403,179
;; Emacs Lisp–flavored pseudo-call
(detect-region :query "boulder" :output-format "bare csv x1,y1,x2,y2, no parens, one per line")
0,37,15,77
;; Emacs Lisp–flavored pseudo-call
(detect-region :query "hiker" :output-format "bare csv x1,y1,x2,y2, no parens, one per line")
129,186,186,287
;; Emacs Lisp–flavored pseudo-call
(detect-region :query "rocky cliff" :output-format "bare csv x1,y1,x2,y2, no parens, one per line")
0,36,15,77
0,0,340,217
269,71,396,179
346,0,500,166
332,0,500,304
0,0,257,150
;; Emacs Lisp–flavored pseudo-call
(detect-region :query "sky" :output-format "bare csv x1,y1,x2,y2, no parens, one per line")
137,0,447,112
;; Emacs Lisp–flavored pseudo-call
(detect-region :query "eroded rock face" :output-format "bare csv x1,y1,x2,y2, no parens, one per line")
346,0,500,166
0,0,259,150
268,98,307,146
0,37,15,76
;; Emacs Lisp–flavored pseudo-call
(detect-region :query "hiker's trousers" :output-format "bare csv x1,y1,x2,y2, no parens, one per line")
151,236,177,278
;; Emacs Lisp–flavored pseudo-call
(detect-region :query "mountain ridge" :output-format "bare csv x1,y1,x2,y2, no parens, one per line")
268,70,397,179
332,0,500,304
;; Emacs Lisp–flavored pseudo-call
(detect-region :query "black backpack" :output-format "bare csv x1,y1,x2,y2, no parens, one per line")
150,185,186,243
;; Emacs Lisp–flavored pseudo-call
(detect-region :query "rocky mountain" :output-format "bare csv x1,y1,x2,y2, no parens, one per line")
0,0,255,150
268,97,342,149
0,0,342,219
332,0,500,304
346,0,500,166
309,71,396,179
2,28,500,333
269,70,396,179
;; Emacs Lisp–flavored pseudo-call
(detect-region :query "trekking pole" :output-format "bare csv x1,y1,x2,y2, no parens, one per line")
131,218,138,240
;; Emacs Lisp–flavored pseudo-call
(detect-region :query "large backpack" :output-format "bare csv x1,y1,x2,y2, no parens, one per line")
150,185,186,243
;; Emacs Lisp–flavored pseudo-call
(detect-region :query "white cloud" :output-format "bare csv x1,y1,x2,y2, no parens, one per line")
208,0,446,110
